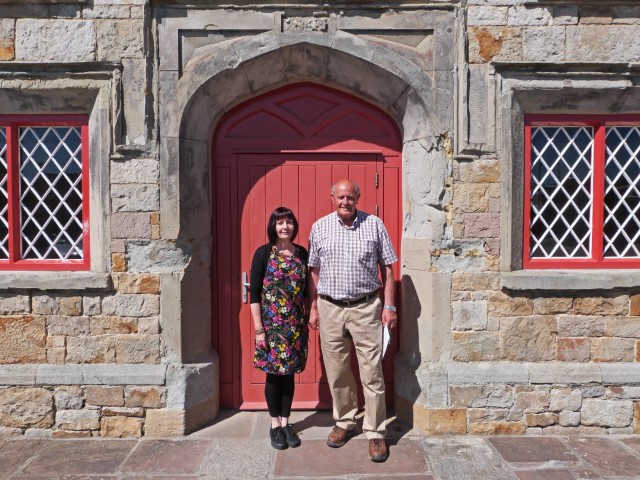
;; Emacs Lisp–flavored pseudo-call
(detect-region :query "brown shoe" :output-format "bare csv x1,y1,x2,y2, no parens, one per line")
368,438,389,462
327,426,353,448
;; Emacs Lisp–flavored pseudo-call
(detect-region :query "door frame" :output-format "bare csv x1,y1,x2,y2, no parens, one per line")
211,82,403,409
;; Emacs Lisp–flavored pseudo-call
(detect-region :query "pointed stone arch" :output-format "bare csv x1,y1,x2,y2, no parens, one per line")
156,30,454,433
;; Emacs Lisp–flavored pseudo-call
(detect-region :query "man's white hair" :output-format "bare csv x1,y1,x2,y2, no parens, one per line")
331,180,361,199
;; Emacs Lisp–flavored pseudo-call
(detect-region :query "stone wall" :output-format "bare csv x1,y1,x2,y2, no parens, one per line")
2,0,640,438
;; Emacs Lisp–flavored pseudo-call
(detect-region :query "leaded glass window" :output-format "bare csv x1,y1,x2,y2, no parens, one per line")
525,116,640,268
0,117,89,270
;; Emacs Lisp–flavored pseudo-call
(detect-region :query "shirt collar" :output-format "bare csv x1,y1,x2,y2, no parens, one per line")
335,210,360,228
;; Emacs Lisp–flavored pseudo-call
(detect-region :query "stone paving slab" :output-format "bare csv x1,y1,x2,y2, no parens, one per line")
2,411,640,479
273,438,429,477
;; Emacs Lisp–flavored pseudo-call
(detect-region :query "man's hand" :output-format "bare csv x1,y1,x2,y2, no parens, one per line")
381,308,397,329
309,307,320,330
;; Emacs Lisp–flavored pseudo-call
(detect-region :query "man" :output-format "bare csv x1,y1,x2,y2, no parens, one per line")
307,179,398,462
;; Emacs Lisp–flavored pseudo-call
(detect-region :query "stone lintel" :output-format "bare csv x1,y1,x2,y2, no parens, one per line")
34,364,166,385
0,272,112,291
448,362,529,384
0,365,37,385
600,364,640,385
502,271,640,292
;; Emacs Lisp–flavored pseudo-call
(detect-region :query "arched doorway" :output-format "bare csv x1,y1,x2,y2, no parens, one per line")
211,82,402,409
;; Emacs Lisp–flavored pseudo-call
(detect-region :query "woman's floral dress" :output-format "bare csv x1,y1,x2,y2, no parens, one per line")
253,245,308,375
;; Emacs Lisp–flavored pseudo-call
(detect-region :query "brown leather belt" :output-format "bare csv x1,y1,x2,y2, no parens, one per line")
319,292,377,307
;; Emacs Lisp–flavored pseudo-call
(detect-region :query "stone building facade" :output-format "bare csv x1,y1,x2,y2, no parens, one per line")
1,0,640,438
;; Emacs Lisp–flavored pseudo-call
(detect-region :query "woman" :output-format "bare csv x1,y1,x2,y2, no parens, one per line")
250,207,308,450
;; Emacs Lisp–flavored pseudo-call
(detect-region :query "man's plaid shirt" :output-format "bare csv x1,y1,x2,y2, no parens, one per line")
308,210,398,301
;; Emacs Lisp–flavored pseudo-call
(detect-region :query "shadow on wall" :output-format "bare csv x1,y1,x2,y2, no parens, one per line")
394,274,423,428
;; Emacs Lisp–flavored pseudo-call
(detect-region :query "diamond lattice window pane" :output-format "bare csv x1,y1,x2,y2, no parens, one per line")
529,127,594,258
604,126,640,258
0,128,8,259
19,127,83,260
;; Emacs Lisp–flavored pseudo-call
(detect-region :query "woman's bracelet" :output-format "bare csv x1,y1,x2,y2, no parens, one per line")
255,328,265,335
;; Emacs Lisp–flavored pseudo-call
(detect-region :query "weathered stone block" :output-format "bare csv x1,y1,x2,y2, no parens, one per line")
112,253,126,272
515,391,550,413
96,19,143,61
52,429,92,438
452,300,488,331
0,316,46,363
582,386,606,399
111,213,152,239
634,401,640,434
103,406,144,417
530,363,601,384
115,334,161,364
468,421,525,435
82,296,101,316
453,184,490,213
66,336,116,363
138,317,160,334
557,337,590,362
102,294,159,317
0,387,53,428
567,26,640,62
488,292,533,316
580,6,613,25
464,213,500,238
100,416,143,438
525,413,557,427
85,386,124,407
413,406,467,434
591,337,635,362
114,274,160,294
0,19,15,60
574,296,628,315
468,408,509,422
452,331,499,361
91,316,137,335
33,295,82,315
613,7,640,25
54,386,83,410
533,297,573,315
553,6,579,25
557,316,606,337
457,159,500,183
499,316,557,361
468,6,508,26
83,5,131,19
0,294,29,314
559,411,580,427
605,317,640,338
468,26,522,63
111,159,159,184
549,388,582,412
15,20,95,61
450,385,514,409
112,184,160,213
144,408,185,436
126,241,191,273
508,6,551,26
523,26,565,61
606,386,640,399
124,386,166,408
47,316,90,336
581,399,633,428
56,409,100,431
452,272,500,291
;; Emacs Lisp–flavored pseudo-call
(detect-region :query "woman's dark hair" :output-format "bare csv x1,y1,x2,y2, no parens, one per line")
267,207,299,243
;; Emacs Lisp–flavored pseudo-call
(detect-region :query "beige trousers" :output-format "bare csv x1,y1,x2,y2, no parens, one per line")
318,295,386,439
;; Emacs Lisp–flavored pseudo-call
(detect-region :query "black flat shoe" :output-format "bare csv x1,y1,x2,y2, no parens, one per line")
270,426,287,450
282,424,301,448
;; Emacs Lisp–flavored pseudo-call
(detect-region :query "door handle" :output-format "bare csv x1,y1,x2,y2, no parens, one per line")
242,272,251,303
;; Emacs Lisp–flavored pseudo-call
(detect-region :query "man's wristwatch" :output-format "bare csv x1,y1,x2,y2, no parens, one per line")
383,305,397,312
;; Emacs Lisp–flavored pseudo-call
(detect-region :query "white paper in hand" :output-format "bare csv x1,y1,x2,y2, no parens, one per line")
382,325,391,358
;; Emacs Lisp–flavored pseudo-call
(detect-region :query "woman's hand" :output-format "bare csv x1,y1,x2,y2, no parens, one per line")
255,332,267,349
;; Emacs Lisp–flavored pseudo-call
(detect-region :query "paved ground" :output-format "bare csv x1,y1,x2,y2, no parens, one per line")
2,410,640,479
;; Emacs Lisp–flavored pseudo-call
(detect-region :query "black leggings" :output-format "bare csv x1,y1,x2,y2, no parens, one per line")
265,373,295,418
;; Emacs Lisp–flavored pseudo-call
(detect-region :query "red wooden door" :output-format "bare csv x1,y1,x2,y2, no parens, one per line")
212,83,401,409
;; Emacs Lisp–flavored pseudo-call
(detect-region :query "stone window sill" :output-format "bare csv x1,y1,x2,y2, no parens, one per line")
0,272,112,291
502,270,640,291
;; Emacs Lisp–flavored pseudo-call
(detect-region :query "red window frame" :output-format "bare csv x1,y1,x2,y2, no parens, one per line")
0,115,90,271
524,114,640,269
